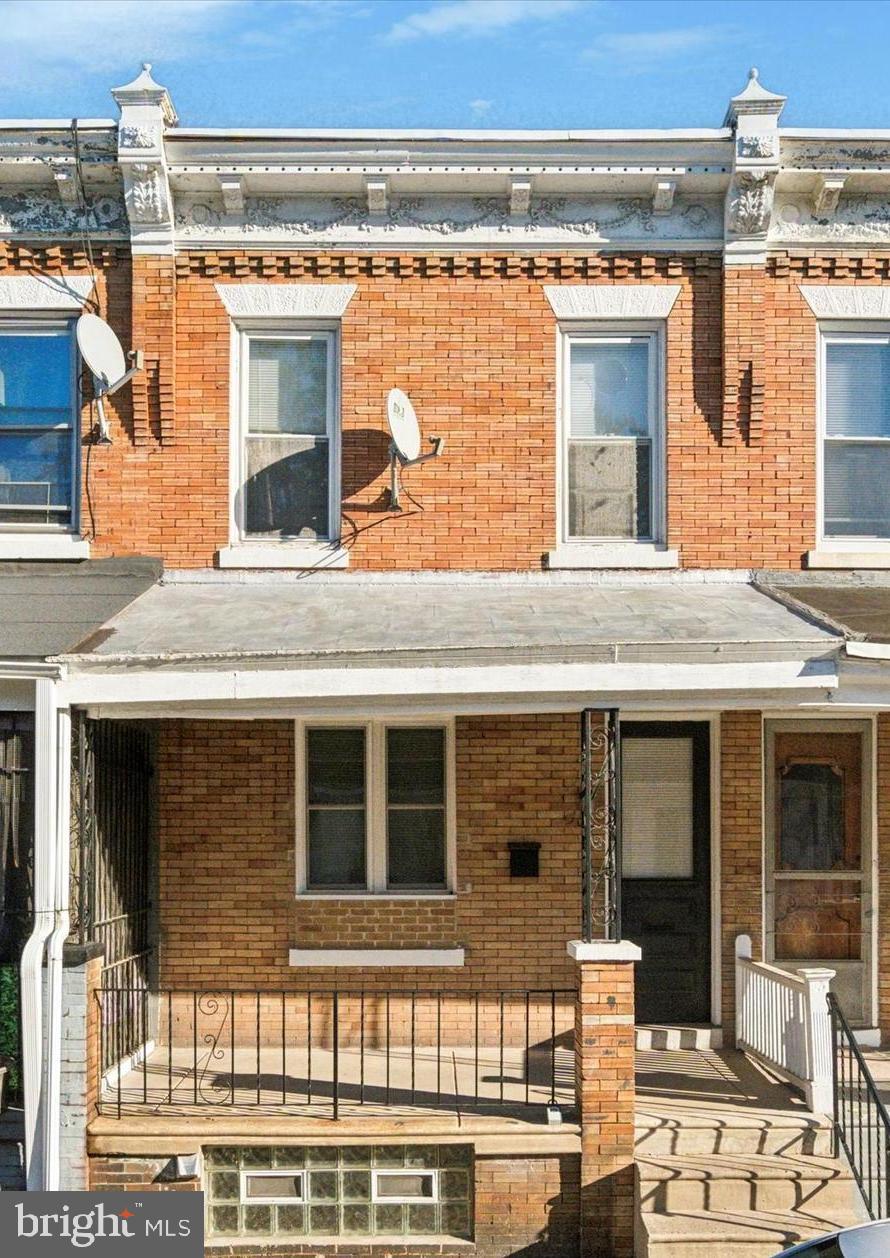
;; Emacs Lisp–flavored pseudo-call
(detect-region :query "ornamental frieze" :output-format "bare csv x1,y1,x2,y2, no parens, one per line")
0,190,125,234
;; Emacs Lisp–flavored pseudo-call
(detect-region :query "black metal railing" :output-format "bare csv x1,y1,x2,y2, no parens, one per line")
97,987,575,1120
829,991,890,1219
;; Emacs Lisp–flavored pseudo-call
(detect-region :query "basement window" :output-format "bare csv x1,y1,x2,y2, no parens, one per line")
372,1171,438,1204
241,1171,304,1204
297,721,455,895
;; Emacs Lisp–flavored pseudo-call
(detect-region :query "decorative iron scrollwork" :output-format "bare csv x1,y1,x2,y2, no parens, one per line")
581,709,622,942
196,993,234,1105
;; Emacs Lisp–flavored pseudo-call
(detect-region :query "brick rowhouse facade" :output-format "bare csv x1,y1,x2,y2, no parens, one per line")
6,62,890,1258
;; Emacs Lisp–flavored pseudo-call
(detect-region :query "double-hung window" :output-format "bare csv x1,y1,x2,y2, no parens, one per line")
561,331,661,544
821,330,890,542
238,330,338,543
299,722,452,895
0,323,77,531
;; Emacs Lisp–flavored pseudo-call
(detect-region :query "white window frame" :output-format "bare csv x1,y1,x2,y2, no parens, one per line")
552,323,671,567
817,323,890,551
222,321,345,569
294,718,457,898
239,1169,305,1205
371,1169,439,1204
0,317,87,558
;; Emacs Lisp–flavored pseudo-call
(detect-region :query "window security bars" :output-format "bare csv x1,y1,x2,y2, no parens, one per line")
96,988,575,1121
581,708,622,942
829,991,890,1219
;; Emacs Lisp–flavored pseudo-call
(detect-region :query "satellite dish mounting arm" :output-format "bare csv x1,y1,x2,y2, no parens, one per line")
389,434,445,510
92,349,144,444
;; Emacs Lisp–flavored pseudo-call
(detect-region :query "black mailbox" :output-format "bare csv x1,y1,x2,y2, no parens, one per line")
508,841,541,878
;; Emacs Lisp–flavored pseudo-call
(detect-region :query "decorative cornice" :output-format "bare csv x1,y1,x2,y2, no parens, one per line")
0,274,94,309
798,285,890,318
215,281,357,318
543,284,681,320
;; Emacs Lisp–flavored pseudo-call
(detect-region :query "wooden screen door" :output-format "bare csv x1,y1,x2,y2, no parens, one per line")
770,730,864,966
620,722,711,1024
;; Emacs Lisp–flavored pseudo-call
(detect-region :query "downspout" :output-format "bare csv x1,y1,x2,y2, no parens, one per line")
43,705,71,1189
20,676,59,1188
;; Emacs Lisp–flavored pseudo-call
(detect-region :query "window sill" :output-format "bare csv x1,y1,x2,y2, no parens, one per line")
807,548,890,570
217,542,349,570
547,543,679,570
289,948,465,968
297,892,456,901
0,533,90,561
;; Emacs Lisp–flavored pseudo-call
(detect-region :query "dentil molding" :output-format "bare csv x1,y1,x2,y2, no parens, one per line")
0,274,94,310
215,282,357,319
799,285,890,318
543,284,681,319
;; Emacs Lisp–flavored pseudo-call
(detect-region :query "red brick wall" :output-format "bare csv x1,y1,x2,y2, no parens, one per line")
156,714,581,993
720,711,764,1036
12,242,890,572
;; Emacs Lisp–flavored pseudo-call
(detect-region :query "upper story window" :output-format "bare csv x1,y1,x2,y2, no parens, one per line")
821,330,890,542
0,323,77,531
561,330,662,545
237,329,338,543
297,721,453,896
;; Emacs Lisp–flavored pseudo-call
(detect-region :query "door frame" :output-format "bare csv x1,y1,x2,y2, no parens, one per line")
763,715,877,1029
621,711,721,1025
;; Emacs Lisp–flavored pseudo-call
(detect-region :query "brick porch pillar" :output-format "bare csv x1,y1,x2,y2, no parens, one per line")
58,942,104,1190
568,939,641,1258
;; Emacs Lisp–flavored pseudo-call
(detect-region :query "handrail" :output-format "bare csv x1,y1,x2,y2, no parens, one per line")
734,933,834,1113
829,991,890,1219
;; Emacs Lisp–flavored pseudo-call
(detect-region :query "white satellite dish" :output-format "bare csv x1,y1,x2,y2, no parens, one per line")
387,388,422,463
76,313,143,444
385,387,445,509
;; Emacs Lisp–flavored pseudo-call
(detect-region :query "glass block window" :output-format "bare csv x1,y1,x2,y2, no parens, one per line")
240,331,337,542
822,332,890,540
563,334,659,542
205,1144,473,1241
0,325,76,529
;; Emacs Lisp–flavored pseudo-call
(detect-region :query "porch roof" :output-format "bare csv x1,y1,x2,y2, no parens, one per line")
63,574,840,668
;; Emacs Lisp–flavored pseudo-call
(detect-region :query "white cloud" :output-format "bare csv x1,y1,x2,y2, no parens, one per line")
585,25,728,69
387,0,580,43
469,98,492,116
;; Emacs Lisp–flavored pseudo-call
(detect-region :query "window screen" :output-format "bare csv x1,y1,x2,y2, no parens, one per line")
622,737,694,879
824,337,890,538
566,339,654,540
306,728,366,889
386,728,446,889
0,328,74,527
244,337,331,540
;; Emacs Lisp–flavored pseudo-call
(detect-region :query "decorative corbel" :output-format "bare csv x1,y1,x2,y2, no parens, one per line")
509,178,533,218
219,176,245,215
814,176,846,216
112,63,177,253
652,179,676,215
365,178,388,214
49,160,79,205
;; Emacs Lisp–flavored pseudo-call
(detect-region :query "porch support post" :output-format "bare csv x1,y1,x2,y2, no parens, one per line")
569,938,641,1258
581,708,622,942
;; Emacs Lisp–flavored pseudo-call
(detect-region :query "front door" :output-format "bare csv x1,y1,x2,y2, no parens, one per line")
621,722,711,1024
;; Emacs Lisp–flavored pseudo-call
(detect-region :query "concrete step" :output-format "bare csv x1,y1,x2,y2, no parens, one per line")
635,1025,723,1051
0,1139,25,1190
635,1205,864,1258
637,1152,858,1216
635,1109,834,1157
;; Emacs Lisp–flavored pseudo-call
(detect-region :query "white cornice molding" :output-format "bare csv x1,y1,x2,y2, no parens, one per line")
215,282,357,319
543,284,681,320
799,285,890,318
0,275,94,310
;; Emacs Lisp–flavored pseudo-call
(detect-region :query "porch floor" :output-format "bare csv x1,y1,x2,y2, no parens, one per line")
101,1041,576,1121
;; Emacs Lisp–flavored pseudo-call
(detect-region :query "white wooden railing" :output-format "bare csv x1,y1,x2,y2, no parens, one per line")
734,934,835,1114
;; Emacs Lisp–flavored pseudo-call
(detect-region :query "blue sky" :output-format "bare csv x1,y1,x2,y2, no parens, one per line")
0,0,888,130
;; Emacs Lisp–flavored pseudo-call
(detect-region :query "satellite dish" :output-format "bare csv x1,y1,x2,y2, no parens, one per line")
385,387,445,510
75,313,143,445
76,313,127,388
387,388,422,462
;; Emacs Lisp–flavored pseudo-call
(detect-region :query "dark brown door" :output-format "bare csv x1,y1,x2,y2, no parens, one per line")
621,722,711,1024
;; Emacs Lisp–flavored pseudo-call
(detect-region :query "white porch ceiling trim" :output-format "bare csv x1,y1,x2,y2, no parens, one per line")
59,658,837,711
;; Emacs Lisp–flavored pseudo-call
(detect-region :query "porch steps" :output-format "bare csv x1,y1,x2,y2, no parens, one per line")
633,1048,867,1256
0,1140,25,1190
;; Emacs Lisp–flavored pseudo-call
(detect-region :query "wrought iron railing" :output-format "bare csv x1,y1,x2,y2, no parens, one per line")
829,991,890,1219
97,987,575,1120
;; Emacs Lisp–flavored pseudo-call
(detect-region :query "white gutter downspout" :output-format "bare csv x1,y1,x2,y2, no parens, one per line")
20,676,59,1188
43,704,71,1190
